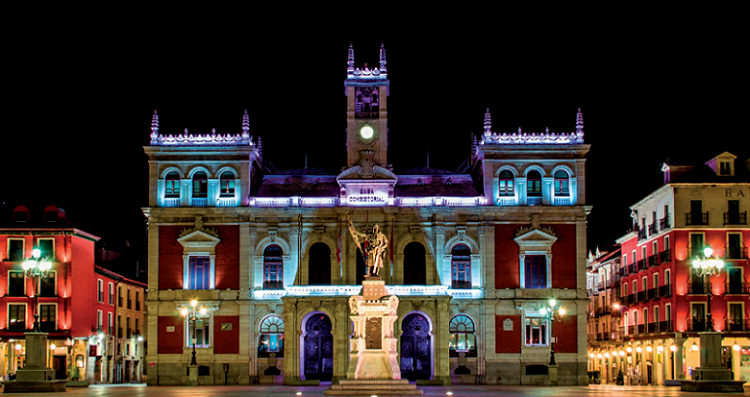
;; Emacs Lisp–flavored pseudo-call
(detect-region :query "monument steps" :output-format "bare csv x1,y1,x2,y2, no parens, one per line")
326,379,423,395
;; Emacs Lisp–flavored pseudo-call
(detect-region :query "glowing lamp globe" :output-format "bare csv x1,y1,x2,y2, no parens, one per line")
199,307,207,316
180,307,189,316
32,248,42,259
549,298,557,308
704,246,714,257
670,345,677,352
559,308,566,316
359,125,374,139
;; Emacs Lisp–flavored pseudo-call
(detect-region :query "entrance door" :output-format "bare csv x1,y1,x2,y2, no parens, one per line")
52,356,66,379
400,313,431,381
303,313,333,381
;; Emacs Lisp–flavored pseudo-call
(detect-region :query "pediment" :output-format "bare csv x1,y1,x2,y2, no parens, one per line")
514,227,557,250
177,229,221,251
337,165,397,181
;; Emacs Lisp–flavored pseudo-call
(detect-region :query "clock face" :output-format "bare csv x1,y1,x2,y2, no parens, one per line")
359,125,374,140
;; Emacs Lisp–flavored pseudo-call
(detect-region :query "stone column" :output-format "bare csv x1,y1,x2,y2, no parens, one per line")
542,176,553,205
288,226,301,287
281,298,299,385
434,297,451,385
732,346,741,380
674,337,685,379
655,346,663,385
332,300,348,384
434,226,446,286
239,224,251,292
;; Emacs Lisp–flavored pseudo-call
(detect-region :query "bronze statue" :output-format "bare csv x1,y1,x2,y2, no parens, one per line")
347,216,388,277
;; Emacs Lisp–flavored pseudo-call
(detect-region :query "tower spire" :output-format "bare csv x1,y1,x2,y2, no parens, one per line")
241,109,250,139
379,43,387,72
347,44,355,74
150,110,159,141
575,107,584,140
483,108,492,138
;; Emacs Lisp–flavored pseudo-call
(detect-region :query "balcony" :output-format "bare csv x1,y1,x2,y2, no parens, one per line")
647,288,657,300
659,216,670,231
217,197,237,207
687,246,705,260
647,322,656,333
118,328,124,338
619,267,627,277
688,283,708,294
725,319,750,332
191,198,208,207
637,290,646,302
724,211,747,225
163,197,180,207
628,262,637,274
638,259,647,271
263,280,284,290
726,282,750,295
553,196,572,205
688,320,708,332
657,320,673,333
627,325,636,335
108,326,114,335
648,254,659,268
637,228,647,241
725,247,749,260
659,249,671,263
526,197,542,206
686,212,709,226
497,197,517,206
648,223,658,236
625,294,636,305
355,111,379,118
658,284,672,297
637,324,645,334
40,321,56,332
596,333,605,341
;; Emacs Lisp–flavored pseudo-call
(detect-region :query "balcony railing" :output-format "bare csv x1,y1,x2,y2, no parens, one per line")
638,259,647,271
637,228,647,241
657,320,673,333
355,111,379,118
40,321,56,332
648,254,659,268
596,333,605,341
726,319,750,332
526,197,542,206
637,324,645,334
637,290,646,301
726,282,750,295
647,322,656,333
724,212,747,225
688,320,707,332
688,283,708,294
553,196,572,205
628,262,637,273
626,294,636,305
687,246,705,260
263,280,284,290
658,284,672,297
191,198,208,207
627,325,636,335
659,216,670,231
108,326,114,335
497,197,518,206
648,223,658,236
118,328,124,338
163,197,180,207
217,197,237,207
725,247,749,260
659,249,671,263
686,212,709,226
647,288,657,300
619,267,627,277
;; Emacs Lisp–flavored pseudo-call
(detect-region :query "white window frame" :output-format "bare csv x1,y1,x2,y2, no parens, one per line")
108,312,114,334
185,315,212,348
654,305,660,323
97,279,104,303
184,255,215,290
7,302,28,331
36,270,57,296
97,310,103,332
653,272,659,289
7,270,27,296
38,302,58,331
7,238,25,261
36,237,55,261
665,303,672,324
108,282,114,305
523,316,549,347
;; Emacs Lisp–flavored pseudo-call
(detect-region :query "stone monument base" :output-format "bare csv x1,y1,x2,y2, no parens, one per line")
325,379,423,396
1,380,67,393
679,380,745,393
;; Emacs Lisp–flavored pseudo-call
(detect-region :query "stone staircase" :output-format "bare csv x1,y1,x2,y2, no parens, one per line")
325,379,423,395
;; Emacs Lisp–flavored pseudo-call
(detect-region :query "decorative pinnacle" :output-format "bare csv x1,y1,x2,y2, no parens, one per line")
379,43,387,72
241,109,250,139
347,44,355,73
575,107,584,137
256,136,263,157
150,110,159,140
483,108,492,137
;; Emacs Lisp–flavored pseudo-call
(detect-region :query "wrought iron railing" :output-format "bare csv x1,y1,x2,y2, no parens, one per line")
638,229,647,241
688,320,707,332
638,259,647,271
526,197,542,206
686,212,709,225
656,320,673,333
724,212,747,225
659,217,670,231
648,254,659,268
725,282,750,295
659,249,671,263
658,284,672,297
163,197,180,207
688,282,708,294
263,280,284,290
725,247,749,260
648,223,658,236
725,319,750,332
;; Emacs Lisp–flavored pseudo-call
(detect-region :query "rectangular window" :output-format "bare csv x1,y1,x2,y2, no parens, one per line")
127,317,131,338
220,179,235,196
720,161,731,175
8,271,25,296
108,312,114,335
8,304,26,330
39,271,56,297
524,318,547,346
97,310,103,332
188,257,211,290
623,283,628,298
451,260,471,289
498,179,514,196
135,291,140,310
166,179,180,197
97,279,104,302
8,239,24,261
127,289,132,309
37,238,54,260
188,318,211,347
653,273,659,289
118,287,123,307
39,304,56,331
109,283,114,305
654,306,660,323
690,233,705,258
727,233,742,259
524,255,547,289
665,269,671,285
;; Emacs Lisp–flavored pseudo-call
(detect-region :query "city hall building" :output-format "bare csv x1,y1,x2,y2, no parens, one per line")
143,46,591,386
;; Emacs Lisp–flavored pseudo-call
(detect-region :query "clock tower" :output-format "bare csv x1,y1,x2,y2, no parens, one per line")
345,44,389,168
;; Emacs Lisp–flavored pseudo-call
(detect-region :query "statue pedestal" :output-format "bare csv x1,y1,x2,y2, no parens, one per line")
680,332,745,392
1,332,66,393
326,280,422,395
188,365,199,386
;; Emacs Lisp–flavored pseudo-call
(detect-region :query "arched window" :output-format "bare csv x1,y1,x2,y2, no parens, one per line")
192,171,208,198
403,242,426,285
165,172,181,198
498,170,514,197
258,315,284,357
554,170,570,196
526,170,542,197
220,171,235,197
451,244,472,289
263,245,283,290
13,205,29,222
308,243,331,286
449,315,477,357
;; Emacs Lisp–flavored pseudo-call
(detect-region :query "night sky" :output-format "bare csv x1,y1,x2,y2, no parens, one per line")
2,18,747,267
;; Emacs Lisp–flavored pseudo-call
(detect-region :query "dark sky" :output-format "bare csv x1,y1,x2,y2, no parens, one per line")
2,15,747,262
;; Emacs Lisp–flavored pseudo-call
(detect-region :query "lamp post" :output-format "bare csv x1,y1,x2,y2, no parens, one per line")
540,298,566,366
692,246,724,332
180,299,207,366
22,248,53,332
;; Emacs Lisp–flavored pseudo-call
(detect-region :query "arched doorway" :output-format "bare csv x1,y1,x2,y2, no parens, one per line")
308,243,331,285
400,313,431,381
404,242,426,285
302,313,333,381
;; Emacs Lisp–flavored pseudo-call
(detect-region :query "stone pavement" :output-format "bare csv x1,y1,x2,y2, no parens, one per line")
3,383,749,396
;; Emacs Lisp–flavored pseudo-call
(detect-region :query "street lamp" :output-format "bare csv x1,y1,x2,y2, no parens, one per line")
22,247,53,332
180,299,207,366
540,298,566,366
692,245,725,332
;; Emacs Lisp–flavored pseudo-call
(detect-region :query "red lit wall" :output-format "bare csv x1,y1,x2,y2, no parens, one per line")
158,316,184,354
550,224,577,289
158,226,184,290
495,315,521,353
70,236,97,337
495,225,520,289
214,226,239,290
213,315,239,354
554,316,577,353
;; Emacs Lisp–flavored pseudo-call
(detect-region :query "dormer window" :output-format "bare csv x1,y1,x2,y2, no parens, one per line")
44,206,59,222
720,161,732,175
165,172,181,198
13,206,29,222
219,171,235,197
192,172,208,198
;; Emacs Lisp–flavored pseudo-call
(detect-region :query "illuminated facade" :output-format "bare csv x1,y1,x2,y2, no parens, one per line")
0,205,145,383
590,152,750,385
143,45,591,386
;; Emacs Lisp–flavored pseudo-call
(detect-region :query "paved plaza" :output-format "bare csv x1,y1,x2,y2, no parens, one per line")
2,384,749,397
